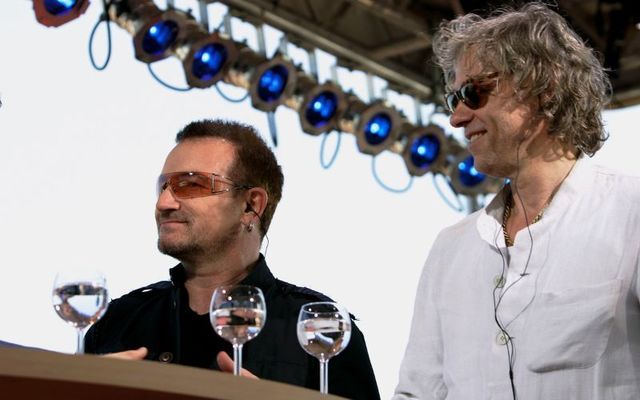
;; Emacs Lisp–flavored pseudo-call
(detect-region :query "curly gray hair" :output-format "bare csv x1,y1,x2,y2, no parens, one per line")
433,2,611,156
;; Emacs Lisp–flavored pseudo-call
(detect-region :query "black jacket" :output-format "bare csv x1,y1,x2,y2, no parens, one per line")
85,255,380,400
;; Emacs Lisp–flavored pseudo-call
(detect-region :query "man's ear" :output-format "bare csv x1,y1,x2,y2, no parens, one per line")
244,187,268,218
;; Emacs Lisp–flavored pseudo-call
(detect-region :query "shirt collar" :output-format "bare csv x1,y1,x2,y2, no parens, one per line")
169,253,275,291
475,157,591,244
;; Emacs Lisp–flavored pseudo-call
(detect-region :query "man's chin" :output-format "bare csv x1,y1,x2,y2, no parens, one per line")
158,240,195,259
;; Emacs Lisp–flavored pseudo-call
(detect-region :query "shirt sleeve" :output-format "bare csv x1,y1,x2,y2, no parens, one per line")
393,238,448,400
327,320,381,400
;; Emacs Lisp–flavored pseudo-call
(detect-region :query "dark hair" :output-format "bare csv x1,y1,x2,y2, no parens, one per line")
432,2,611,156
176,119,284,236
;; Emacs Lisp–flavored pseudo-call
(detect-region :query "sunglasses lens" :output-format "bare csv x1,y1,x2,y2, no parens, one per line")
157,176,168,197
445,93,459,113
158,173,212,199
460,83,482,109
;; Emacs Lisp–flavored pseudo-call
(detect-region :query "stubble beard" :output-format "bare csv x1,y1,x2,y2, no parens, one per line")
157,222,242,264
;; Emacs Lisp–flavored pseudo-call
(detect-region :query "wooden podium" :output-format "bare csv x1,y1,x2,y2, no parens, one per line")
0,347,346,399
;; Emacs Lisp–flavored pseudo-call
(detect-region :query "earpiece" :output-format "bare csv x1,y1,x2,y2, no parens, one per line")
244,203,259,234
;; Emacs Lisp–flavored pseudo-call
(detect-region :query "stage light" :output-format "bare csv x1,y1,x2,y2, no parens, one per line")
297,81,346,136
33,0,90,27
402,124,448,176
108,0,186,63
173,21,237,88
353,100,403,155
226,46,297,112
449,151,502,196
250,56,297,112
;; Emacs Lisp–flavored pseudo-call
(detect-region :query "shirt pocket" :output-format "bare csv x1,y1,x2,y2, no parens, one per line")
522,279,622,373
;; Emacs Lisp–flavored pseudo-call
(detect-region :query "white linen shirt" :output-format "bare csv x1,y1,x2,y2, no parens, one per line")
394,158,640,400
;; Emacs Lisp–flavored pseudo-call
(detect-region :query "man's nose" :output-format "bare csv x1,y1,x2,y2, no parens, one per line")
449,102,473,128
156,186,180,211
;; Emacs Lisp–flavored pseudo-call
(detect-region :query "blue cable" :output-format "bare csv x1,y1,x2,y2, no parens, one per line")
432,173,464,212
371,156,413,193
215,83,249,103
147,64,192,92
88,0,112,71
319,130,342,169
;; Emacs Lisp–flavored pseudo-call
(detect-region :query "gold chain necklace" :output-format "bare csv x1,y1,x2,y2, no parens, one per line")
501,160,577,247
502,188,546,247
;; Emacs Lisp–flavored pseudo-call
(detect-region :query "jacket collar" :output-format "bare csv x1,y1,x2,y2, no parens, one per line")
169,253,275,291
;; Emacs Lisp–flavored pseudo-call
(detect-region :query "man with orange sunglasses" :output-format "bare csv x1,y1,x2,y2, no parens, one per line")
86,119,380,399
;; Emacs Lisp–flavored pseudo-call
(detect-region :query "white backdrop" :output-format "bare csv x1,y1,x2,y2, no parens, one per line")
1,2,639,398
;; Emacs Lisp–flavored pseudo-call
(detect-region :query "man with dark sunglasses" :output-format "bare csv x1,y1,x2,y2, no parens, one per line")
395,2,640,400
85,119,380,399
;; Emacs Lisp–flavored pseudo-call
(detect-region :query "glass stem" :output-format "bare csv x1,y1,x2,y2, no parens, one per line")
76,327,85,354
233,343,243,376
319,359,329,394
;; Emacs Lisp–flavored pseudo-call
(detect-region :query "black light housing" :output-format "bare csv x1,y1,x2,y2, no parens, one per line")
108,0,185,64
295,79,346,136
33,0,90,28
173,21,237,89
225,46,297,112
249,55,297,112
353,100,403,156
448,150,502,196
402,123,448,176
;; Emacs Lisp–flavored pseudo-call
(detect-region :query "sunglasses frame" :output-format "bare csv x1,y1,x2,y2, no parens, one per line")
444,73,498,114
157,171,253,199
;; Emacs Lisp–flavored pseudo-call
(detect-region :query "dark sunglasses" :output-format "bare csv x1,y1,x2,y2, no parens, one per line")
157,171,253,199
444,75,498,113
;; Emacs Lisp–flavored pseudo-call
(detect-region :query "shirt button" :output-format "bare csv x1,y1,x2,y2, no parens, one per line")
496,331,510,346
158,351,173,363
493,275,506,288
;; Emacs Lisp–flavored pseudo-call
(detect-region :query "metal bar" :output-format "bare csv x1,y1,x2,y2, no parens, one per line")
256,24,267,56
278,35,289,56
198,0,210,31
267,112,278,147
330,63,339,84
366,73,375,102
214,0,433,99
345,0,431,41
223,12,232,36
414,97,423,125
369,37,431,60
308,49,319,81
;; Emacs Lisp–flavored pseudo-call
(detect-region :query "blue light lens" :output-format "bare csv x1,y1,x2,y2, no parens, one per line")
458,155,485,187
305,91,338,128
192,43,227,81
257,65,289,102
364,113,392,145
142,20,179,56
410,134,440,168
44,0,78,15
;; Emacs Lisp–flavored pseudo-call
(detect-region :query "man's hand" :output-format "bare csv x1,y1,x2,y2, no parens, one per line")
102,347,148,360
216,351,258,379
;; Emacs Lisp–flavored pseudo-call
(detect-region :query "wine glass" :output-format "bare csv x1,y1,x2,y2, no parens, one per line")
209,285,266,376
297,301,352,394
52,270,109,354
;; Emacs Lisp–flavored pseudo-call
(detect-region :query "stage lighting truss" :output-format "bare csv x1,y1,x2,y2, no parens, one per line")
33,0,90,27
402,124,448,176
350,100,404,156
108,0,186,64
173,21,238,89
448,150,502,196
294,79,347,136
